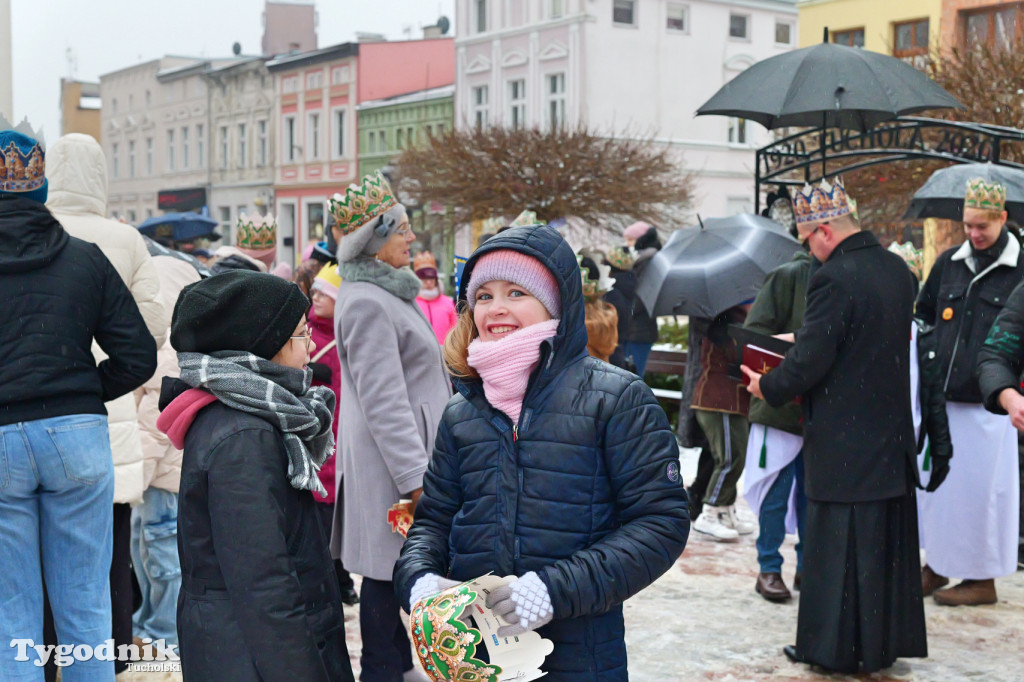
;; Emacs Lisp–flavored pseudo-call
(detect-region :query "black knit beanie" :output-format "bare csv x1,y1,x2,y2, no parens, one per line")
171,270,310,359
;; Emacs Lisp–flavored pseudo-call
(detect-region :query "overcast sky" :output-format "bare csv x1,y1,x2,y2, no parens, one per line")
10,0,456,143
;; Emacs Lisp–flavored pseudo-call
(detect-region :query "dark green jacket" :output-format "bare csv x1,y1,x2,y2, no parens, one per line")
744,250,812,435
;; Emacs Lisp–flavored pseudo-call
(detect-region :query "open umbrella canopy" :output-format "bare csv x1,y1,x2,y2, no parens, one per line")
137,212,220,242
637,214,800,319
697,42,963,132
903,163,1024,224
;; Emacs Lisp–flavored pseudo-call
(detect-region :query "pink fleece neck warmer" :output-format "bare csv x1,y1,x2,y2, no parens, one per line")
467,319,560,425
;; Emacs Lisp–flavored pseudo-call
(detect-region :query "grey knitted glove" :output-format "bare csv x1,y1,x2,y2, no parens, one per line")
484,571,553,637
408,573,461,613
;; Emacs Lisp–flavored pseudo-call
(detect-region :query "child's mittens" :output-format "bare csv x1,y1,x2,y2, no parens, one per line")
408,573,462,612
485,571,553,637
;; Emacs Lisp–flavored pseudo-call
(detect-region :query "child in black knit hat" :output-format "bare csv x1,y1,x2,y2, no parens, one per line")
157,270,354,682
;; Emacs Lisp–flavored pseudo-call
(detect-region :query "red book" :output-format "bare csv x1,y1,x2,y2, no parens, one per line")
742,344,786,386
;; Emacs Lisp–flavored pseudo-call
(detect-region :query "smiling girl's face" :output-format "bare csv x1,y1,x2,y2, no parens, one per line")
473,280,552,342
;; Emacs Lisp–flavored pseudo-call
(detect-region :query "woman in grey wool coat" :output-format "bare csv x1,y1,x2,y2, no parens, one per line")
328,171,451,682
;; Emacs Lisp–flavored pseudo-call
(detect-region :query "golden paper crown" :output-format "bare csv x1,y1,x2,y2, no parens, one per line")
411,585,500,682
236,212,277,251
965,177,1006,212
605,246,634,271
792,177,853,226
0,114,46,193
328,171,399,235
578,251,615,300
413,251,437,272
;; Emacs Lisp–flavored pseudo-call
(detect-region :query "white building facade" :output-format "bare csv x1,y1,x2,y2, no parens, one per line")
206,58,277,244
454,0,798,221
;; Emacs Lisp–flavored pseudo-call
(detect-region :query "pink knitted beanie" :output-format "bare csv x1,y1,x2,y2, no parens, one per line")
467,250,561,319
624,221,652,242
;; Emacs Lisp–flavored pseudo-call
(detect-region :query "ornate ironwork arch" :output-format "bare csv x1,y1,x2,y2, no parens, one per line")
754,117,1024,213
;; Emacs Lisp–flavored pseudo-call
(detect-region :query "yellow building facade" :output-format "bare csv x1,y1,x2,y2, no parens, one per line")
797,0,943,56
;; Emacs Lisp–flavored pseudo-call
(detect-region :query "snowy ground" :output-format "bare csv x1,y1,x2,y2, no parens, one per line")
120,445,1024,681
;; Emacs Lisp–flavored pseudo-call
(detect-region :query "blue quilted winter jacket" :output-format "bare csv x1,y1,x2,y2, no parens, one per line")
394,225,690,681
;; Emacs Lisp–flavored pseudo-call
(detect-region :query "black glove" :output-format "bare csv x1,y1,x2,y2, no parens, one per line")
308,361,332,383
926,456,951,492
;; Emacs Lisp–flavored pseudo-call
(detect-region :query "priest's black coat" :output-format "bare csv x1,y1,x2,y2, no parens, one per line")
760,230,918,503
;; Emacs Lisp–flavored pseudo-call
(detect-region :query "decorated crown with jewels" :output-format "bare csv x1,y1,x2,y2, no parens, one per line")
0,115,46,194
965,177,1006,212
236,212,277,251
792,177,853,226
578,250,616,300
329,171,399,236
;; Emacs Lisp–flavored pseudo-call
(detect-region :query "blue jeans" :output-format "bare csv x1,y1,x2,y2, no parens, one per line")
0,415,115,682
130,487,181,645
756,452,807,574
623,342,654,376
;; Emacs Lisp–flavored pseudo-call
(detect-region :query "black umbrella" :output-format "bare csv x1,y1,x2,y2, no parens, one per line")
697,42,963,132
636,214,800,318
903,163,1024,224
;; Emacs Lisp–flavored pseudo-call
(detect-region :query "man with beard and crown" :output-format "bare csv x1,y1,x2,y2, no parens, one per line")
743,177,927,674
915,178,1023,605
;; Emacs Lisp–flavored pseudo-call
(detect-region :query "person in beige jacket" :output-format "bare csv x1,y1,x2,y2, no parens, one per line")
45,132,168,672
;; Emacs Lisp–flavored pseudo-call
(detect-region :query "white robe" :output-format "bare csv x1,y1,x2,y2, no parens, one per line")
743,423,802,533
918,402,1020,579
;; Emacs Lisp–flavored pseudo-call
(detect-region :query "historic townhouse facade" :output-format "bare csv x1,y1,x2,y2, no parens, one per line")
454,0,799,222
206,57,277,244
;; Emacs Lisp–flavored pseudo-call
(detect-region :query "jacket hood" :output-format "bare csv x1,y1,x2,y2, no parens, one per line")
0,197,70,273
457,225,588,395
44,134,108,217
156,385,218,450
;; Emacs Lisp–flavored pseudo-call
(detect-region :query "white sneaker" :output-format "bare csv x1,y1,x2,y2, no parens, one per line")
724,505,755,535
693,505,739,541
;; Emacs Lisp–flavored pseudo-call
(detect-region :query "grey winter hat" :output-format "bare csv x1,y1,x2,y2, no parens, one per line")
336,203,408,263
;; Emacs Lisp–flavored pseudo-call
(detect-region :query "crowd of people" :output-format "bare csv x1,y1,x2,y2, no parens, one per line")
1,112,1022,682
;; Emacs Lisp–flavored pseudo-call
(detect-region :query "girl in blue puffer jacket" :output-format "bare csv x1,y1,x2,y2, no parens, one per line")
394,225,690,681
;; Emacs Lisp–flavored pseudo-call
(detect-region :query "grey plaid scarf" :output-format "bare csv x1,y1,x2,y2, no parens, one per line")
177,351,336,498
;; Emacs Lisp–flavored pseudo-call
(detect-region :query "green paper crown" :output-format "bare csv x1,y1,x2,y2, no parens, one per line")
965,177,1006,212
329,171,399,235
236,212,277,251
410,585,501,682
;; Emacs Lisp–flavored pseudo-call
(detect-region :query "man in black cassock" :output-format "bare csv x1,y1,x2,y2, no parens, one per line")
743,177,927,674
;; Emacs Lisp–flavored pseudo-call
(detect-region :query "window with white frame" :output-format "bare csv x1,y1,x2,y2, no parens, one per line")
196,124,205,166
549,0,564,19
112,143,119,179
546,73,566,129
508,79,526,129
258,120,268,165
333,110,346,158
220,126,229,169
397,128,405,149
368,131,377,153
128,140,135,178
306,71,323,90
238,123,247,167
728,117,748,144
167,130,175,171
613,0,636,26
181,127,190,169
127,209,136,224
667,3,687,32
283,76,298,93
219,206,231,234
729,13,750,40
472,85,489,129
307,112,321,160
474,0,487,33
380,130,388,152
332,67,345,85
408,127,414,146
146,138,153,175
775,20,794,45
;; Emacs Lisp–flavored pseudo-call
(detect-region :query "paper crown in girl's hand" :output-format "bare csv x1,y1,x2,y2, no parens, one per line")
410,575,554,682
329,171,399,236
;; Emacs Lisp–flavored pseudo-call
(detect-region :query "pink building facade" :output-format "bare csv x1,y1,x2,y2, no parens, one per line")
454,0,799,223
267,43,359,266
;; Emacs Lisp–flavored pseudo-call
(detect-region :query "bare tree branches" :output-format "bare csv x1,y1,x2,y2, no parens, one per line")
393,124,693,227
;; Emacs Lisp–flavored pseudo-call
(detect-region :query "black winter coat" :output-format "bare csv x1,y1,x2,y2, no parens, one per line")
761,231,917,503
165,380,353,682
977,278,1024,413
0,197,156,426
394,226,690,681
916,234,1024,403
603,266,635,369
915,322,953,471
623,248,660,344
